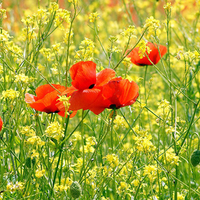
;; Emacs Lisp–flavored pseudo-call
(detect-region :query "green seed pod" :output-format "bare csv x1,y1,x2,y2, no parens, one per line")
70,181,82,199
191,150,200,167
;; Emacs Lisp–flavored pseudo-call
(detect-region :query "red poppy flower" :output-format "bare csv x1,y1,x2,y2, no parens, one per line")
127,42,167,66
57,61,116,112
0,117,3,131
89,78,139,115
25,84,67,115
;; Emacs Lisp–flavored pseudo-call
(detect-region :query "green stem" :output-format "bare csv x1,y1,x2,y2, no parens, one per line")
144,65,148,104
80,110,85,180
177,99,200,155
50,115,70,197
66,2,76,88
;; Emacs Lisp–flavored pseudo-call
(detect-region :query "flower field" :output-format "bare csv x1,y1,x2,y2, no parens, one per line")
0,0,200,199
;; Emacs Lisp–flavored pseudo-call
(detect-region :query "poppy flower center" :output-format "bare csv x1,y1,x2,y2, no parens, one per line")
109,104,117,109
89,84,95,89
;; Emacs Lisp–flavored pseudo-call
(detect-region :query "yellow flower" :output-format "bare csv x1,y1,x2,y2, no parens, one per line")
1,89,20,100
45,121,64,141
89,12,100,22
35,169,45,178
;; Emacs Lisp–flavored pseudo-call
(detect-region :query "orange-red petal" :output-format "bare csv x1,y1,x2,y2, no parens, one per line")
89,79,139,114
96,68,116,87
69,88,101,111
25,84,66,113
35,84,65,99
128,42,167,66
0,117,3,131
70,61,97,90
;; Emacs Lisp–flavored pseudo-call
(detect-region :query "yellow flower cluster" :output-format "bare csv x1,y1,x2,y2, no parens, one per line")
35,8,49,24
163,2,172,12
55,178,73,193
143,164,157,181
6,182,24,192
159,148,179,166
35,169,45,178
58,95,71,115
21,27,37,42
0,8,7,19
54,9,71,29
75,38,97,61
137,40,151,59
133,126,156,153
45,121,64,141
113,115,128,129
105,154,119,169
80,136,97,154
143,16,161,39
157,99,172,121
117,181,129,194
27,136,45,146
121,25,136,39
89,12,100,22
20,126,35,136
0,30,10,42
15,73,34,84
1,89,20,100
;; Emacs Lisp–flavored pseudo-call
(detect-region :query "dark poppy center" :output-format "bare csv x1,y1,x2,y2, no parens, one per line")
89,84,95,89
109,104,117,109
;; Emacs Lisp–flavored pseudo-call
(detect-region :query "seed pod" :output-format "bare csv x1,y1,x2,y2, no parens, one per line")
70,181,82,199
191,150,200,167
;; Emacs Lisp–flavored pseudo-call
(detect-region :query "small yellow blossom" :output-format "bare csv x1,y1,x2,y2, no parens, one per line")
159,148,179,166
113,115,128,129
0,8,7,19
35,169,45,178
45,121,64,141
137,40,151,59
143,165,157,181
132,179,140,187
105,154,119,168
15,74,32,84
2,89,20,100
89,12,100,22
20,126,35,136
27,136,45,146
164,2,172,12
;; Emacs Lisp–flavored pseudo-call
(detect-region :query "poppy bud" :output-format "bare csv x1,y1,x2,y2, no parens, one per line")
70,181,82,199
191,150,200,167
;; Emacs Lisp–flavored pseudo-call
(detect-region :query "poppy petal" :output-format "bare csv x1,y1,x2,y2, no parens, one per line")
25,93,37,103
102,79,139,108
70,61,97,90
96,68,116,86
35,84,65,99
127,42,167,66
69,88,101,111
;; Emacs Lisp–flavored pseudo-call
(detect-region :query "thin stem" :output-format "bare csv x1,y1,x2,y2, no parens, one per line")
50,115,70,197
